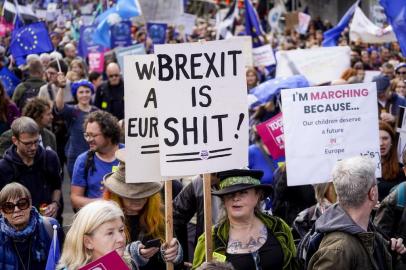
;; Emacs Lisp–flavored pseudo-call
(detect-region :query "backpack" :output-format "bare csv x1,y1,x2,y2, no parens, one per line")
297,223,325,269
395,182,406,208
16,83,41,110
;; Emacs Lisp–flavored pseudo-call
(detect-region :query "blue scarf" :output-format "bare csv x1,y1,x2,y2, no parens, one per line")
1,207,39,240
0,207,49,262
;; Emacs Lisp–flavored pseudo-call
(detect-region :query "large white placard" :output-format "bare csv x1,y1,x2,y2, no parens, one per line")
154,39,248,176
276,46,351,85
281,83,381,186
124,55,161,182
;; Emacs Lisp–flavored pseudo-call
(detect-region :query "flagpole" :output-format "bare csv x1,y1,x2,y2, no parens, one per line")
52,225,57,257
56,58,62,73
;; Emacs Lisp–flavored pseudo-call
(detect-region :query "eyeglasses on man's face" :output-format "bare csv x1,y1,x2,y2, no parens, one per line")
83,133,103,141
17,138,40,147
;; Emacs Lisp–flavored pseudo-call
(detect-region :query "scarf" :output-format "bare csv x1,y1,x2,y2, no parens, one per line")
0,207,49,262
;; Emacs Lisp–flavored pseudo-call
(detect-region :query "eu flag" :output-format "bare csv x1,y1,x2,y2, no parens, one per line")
244,0,265,48
45,224,60,270
380,0,406,56
93,0,142,48
0,67,21,97
10,21,53,59
322,0,359,47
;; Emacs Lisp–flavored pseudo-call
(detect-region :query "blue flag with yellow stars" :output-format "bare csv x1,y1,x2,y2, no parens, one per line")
10,21,53,59
244,0,265,48
0,67,21,97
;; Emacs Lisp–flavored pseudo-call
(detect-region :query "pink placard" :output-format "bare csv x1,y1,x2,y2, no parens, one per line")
0,20,13,37
256,112,285,159
79,250,130,270
88,52,105,73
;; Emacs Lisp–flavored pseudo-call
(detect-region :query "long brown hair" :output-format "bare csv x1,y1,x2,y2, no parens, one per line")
0,81,11,122
380,121,399,180
103,190,165,241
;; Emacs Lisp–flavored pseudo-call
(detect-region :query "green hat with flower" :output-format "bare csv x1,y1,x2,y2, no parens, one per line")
212,169,272,196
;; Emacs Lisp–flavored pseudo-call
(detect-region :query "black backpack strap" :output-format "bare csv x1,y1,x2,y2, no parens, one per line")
47,83,54,100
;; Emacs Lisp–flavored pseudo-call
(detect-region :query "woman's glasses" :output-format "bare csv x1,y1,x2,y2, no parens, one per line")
1,198,30,214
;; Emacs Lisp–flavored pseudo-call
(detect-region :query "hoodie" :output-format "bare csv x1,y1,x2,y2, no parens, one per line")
0,145,62,209
308,204,392,270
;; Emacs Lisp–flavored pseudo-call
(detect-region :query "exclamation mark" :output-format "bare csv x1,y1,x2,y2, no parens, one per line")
234,113,245,139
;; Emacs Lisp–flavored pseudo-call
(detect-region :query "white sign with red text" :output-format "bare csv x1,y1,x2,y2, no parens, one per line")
281,83,381,186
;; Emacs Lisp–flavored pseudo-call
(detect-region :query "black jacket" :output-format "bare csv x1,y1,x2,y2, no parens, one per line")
173,176,221,262
0,145,62,209
94,80,124,120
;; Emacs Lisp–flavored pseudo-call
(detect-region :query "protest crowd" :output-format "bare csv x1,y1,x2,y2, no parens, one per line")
2,0,406,269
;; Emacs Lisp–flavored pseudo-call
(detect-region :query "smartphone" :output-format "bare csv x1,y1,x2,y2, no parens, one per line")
144,238,161,248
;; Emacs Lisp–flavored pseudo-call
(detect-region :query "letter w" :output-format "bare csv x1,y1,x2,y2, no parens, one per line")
135,61,155,80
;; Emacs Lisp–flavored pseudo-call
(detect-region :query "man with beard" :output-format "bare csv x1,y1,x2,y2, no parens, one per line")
70,110,123,210
0,117,62,219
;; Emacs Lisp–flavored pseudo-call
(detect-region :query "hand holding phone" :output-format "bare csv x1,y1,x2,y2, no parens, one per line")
144,238,161,249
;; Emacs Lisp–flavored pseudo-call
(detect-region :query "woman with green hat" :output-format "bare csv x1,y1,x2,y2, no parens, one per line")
103,149,183,270
192,169,297,270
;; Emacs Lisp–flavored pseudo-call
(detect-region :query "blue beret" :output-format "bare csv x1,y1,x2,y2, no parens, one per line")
71,80,95,97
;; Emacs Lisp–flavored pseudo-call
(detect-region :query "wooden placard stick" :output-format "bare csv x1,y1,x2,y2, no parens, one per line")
203,173,213,262
165,180,174,270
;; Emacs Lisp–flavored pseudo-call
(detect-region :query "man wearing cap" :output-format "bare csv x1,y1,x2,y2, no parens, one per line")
192,169,297,270
94,62,124,120
70,110,123,210
373,74,406,124
308,156,406,269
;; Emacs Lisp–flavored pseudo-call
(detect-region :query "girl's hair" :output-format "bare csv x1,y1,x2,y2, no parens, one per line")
0,81,11,123
340,68,357,81
57,200,125,270
380,120,399,180
390,77,402,92
313,182,333,204
246,67,259,88
70,59,88,79
103,190,165,241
